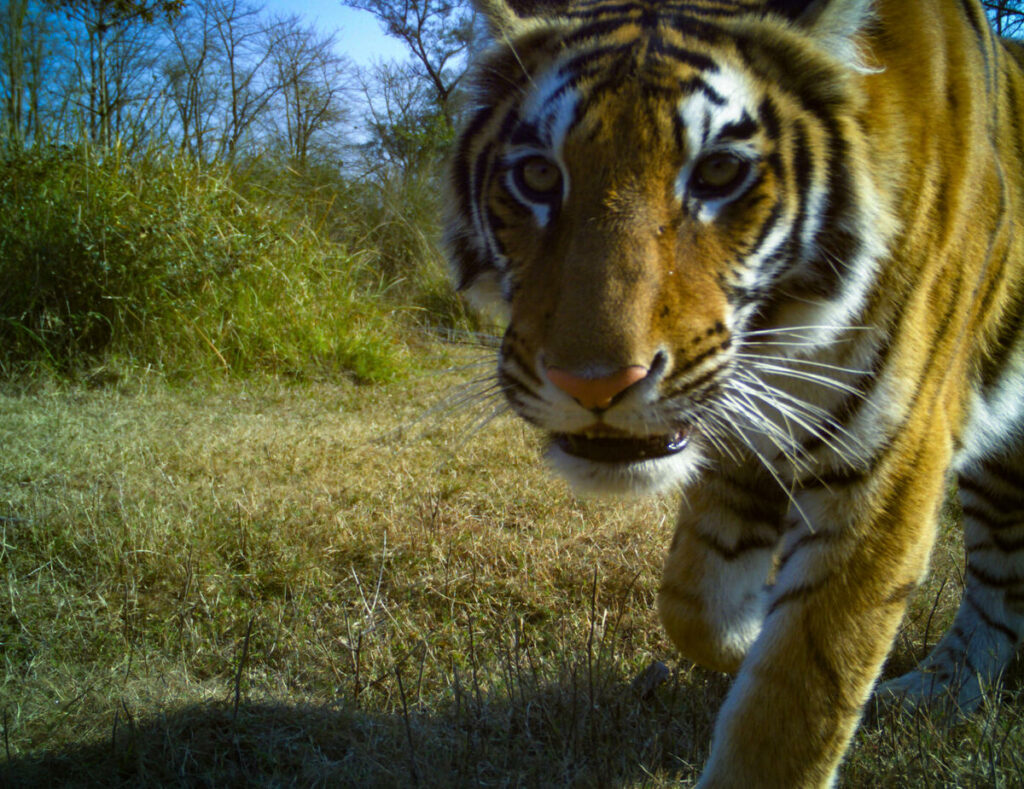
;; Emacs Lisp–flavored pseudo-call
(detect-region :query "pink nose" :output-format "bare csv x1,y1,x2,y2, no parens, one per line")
545,364,649,410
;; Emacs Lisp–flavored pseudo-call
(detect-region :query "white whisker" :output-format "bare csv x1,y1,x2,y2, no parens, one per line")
737,360,866,397
733,352,868,378
706,394,812,528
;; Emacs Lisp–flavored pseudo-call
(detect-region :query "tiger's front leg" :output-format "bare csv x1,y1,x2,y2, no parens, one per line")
663,437,947,788
658,473,788,673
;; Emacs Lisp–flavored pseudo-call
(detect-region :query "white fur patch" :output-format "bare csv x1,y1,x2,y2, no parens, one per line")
546,441,703,496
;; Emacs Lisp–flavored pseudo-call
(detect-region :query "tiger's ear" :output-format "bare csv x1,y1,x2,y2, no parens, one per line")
472,0,572,36
473,0,520,37
766,0,875,68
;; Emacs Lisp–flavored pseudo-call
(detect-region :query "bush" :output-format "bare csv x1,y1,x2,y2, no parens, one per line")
233,156,479,335
0,146,407,382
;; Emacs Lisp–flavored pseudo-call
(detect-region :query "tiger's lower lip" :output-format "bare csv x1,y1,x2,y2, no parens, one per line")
553,431,690,463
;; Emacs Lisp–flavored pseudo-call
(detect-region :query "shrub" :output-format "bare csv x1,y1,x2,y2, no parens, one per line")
233,156,480,336
0,146,406,382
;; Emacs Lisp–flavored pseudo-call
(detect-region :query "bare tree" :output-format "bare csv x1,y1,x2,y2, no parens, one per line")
267,16,349,170
1,0,55,147
342,0,472,123
358,59,450,177
163,0,219,157
54,0,180,146
211,0,278,159
985,0,1024,36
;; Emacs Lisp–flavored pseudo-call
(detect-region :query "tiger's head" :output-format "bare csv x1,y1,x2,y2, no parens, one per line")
445,0,894,495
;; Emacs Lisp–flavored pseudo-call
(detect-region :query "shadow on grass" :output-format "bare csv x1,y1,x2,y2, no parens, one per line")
1,666,726,788
12,645,1024,786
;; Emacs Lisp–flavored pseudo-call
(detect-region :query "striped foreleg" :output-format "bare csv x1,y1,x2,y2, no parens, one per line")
880,456,1024,710
657,473,786,674
696,454,943,788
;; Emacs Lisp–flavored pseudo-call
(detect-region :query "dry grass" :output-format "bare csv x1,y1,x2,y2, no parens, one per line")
2,343,1024,787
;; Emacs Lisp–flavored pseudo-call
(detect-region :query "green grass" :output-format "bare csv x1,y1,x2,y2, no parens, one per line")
3,345,1024,787
0,147,449,383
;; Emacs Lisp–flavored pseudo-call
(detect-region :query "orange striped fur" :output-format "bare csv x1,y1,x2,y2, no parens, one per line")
446,0,1024,785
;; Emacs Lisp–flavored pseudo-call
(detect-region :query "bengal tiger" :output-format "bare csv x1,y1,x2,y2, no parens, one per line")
444,0,1024,784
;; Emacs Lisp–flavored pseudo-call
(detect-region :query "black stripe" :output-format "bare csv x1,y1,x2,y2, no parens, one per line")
508,123,544,148
718,113,758,142
960,475,1024,513
809,405,931,492
964,163,1012,358
948,626,983,677
809,463,870,490
777,528,836,571
968,560,1024,589
557,15,722,54
965,593,1020,644
962,504,1024,533
560,18,634,47
767,579,825,616
791,124,855,302
666,359,727,398
980,530,1024,553
958,0,987,45
1006,59,1024,147
813,254,966,485
1005,589,1024,606
958,0,993,90
671,109,687,153
454,106,498,217
647,37,719,73
980,458,1024,492
979,261,1024,392
805,630,851,713
715,473,789,522
737,196,783,272
450,236,489,291
696,530,777,559
762,0,814,20
565,2,747,20
774,118,814,283
666,337,732,381
555,42,633,83
757,95,780,139
678,76,726,105
501,331,542,386
883,581,918,606
718,493,784,528
471,110,519,244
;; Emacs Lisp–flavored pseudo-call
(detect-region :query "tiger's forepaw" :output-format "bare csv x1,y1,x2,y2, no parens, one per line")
874,667,988,717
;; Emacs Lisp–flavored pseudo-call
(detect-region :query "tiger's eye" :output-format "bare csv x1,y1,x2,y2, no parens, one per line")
516,157,562,198
691,153,747,196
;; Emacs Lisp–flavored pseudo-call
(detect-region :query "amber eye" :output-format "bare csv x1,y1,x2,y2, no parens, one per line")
513,156,562,202
690,152,749,199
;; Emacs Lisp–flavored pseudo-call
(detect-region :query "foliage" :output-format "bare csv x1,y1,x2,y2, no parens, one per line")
235,152,477,336
0,145,409,381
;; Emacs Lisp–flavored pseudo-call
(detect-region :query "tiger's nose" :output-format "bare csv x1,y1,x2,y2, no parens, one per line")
545,364,649,410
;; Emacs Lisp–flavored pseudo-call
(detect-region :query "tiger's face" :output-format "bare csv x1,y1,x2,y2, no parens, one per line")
447,7,888,495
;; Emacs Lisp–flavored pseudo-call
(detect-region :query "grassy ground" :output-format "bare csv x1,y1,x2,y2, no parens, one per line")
2,343,1024,787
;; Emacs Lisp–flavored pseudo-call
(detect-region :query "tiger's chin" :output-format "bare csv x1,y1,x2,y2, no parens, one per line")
544,430,703,496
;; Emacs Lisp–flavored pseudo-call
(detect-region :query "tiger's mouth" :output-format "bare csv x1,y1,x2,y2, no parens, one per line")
552,430,691,463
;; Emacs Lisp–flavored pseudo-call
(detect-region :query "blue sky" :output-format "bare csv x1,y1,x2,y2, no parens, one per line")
259,0,409,65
